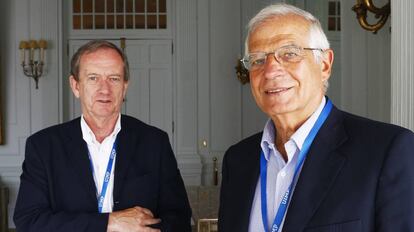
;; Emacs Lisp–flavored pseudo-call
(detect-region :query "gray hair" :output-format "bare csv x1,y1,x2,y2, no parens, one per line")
244,3,331,91
70,40,130,82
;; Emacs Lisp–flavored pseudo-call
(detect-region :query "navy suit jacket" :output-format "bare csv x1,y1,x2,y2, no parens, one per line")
14,115,191,232
219,105,414,232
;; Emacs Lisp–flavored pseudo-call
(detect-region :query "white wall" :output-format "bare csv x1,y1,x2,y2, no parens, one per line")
341,0,391,122
0,0,63,227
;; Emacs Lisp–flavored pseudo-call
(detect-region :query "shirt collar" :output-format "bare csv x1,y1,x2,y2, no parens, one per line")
261,97,326,161
261,119,276,161
81,114,122,145
291,97,326,151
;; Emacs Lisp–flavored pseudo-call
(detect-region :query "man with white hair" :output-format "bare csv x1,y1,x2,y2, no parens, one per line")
218,3,414,232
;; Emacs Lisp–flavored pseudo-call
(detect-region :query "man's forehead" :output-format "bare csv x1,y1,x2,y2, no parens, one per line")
82,47,121,59
79,49,123,68
249,34,299,51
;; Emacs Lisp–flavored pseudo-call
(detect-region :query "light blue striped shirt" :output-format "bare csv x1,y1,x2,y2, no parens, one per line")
248,97,326,232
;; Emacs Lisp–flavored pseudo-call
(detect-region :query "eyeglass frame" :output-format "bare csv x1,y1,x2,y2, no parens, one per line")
241,45,325,70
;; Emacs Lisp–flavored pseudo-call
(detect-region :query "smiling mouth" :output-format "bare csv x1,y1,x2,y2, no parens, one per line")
97,100,111,103
265,87,292,94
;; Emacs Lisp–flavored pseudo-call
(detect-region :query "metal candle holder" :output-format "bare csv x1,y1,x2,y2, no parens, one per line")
19,40,47,89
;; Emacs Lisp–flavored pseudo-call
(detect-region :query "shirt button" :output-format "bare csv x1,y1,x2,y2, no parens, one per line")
280,171,286,177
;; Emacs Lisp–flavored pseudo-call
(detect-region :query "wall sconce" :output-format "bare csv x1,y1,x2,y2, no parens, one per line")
352,0,390,33
19,39,47,89
235,58,249,84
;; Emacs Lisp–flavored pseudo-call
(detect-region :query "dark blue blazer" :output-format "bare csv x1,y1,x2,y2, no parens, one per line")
219,105,414,232
14,115,191,232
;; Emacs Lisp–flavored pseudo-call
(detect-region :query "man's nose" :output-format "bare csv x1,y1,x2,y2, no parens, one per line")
98,78,111,92
263,54,284,79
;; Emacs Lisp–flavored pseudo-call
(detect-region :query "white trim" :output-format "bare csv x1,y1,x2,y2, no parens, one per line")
58,0,64,123
391,0,414,130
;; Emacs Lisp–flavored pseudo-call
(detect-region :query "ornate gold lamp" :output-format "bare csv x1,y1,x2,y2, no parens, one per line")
352,0,390,33
19,39,47,89
235,58,249,84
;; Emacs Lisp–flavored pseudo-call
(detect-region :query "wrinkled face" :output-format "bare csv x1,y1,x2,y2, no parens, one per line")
248,15,333,121
70,48,129,121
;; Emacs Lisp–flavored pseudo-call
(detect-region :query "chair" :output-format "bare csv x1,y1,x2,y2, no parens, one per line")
197,218,218,232
0,183,9,232
186,186,219,232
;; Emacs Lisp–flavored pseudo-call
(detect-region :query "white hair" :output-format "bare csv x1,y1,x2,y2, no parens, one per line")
244,3,331,91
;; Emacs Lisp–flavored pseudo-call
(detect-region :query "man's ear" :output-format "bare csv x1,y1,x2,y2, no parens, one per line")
69,75,80,99
320,49,334,82
122,81,129,100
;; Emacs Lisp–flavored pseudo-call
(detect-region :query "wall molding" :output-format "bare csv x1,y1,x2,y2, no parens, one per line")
391,0,414,131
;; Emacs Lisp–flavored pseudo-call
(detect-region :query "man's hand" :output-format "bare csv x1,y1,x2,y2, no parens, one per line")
107,206,161,232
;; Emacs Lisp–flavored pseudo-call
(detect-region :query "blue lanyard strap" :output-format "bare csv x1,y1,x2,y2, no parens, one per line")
260,99,333,232
88,139,117,213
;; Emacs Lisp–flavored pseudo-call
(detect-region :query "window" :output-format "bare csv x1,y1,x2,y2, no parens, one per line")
328,0,340,31
72,0,167,30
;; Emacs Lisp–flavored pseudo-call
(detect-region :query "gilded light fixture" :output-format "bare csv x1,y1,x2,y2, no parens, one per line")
19,40,48,89
235,58,249,84
352,0,390,33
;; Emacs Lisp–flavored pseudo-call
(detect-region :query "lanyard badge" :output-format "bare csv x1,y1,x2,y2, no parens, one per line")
88,139,117,213
260,99,333,232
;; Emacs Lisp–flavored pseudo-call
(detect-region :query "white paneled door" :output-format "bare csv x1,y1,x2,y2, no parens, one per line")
68,39,174,144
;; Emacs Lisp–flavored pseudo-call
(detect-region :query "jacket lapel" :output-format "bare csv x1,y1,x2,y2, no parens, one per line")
239,134,262,231
113,116,137,205
63,118,98,204
282,107,348,231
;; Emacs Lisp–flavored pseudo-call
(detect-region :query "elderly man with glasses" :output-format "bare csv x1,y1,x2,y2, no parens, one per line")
218,3,414,232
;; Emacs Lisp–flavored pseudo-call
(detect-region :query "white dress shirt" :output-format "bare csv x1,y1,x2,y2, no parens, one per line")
81,114,121,213
248,97,326,232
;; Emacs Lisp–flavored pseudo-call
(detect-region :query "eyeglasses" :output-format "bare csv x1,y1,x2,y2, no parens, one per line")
241,45,324,71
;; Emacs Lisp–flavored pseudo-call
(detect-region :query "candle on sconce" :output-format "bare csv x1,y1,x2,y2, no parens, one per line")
38,40,47,63
19,41,29,64
29,40,38,62
20,39,46,89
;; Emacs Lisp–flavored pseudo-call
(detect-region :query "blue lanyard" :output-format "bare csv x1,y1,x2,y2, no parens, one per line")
88,140,117,213
260,99,333,232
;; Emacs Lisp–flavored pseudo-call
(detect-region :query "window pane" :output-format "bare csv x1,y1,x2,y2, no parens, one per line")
337,17,341,31
126,14,133,28
148,0,157,13
70,0,169,31
95,0,105,13
116,0,124,13
107,14,115,28
135,15,145,28
73,0,81,13
159,0,166,13
83,0,93,13
136,0,145,13
328,1,336,15
73,15,81,29
95,15,105,29
159,14,166,29
328,17,336,31
337,2,341,15
126,0,133,12
107,0,114,12
147,15,157,29
83,15,93,29
116,14,124,28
